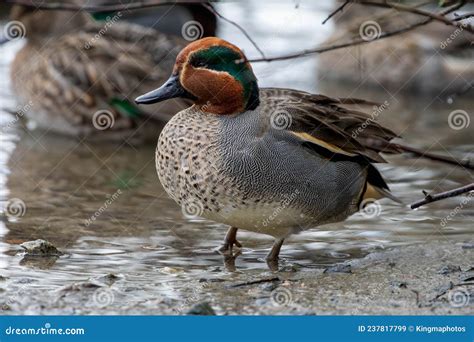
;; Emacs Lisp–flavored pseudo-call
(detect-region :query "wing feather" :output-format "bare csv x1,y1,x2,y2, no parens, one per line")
261,87,400,162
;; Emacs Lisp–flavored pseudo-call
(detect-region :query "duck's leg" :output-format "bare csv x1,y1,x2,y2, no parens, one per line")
218,226,242,254
223,250,242,272
266,238,285,270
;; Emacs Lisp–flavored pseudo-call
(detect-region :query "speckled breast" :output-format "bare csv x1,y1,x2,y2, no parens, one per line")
156,105,366,238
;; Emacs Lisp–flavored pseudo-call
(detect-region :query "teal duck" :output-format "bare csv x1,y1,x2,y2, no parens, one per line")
136,37,401,266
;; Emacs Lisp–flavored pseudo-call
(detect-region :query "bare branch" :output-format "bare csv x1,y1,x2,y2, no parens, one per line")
363,138,474,170
446,81,474,102
248,1,468,63
4,0,183,12
393,143,474,171
322,0,351,25
203,3,266,59
355,0,474,34
248,18,430,62
410,183,474,209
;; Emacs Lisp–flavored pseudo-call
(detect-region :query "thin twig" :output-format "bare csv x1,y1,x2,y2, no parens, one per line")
355,0,474,34
362,138,473,170
7,0,470,64
394,143,474,170
226,277,280,288
4,0,183,12
410,183,474,209
248,1,466,63
322,0,350,25
249,19,429,62
6,0,267,59
446,81,474,102
453,13,474,21
203,3,266,59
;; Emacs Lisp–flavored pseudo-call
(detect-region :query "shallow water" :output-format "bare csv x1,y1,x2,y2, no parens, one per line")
0,2,472,314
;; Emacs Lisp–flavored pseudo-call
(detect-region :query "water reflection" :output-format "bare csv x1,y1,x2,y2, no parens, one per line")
0,1,472,314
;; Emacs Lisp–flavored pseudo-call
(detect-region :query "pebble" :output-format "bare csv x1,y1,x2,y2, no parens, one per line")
324,264,352,274
437,265,461,275
186,302,216,315
20,240,62,257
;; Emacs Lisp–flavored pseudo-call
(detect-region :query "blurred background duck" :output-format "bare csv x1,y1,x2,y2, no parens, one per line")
1,1,216,143
318,1,473,96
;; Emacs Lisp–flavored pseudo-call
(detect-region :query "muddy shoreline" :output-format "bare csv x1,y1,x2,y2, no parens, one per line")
1,239,472,315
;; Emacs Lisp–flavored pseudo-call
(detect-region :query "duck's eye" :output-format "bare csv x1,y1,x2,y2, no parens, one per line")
194,61,208,68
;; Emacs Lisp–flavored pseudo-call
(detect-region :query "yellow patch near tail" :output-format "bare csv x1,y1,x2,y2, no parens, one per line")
291,132,357,157
363,183,385,201
363,183,403,204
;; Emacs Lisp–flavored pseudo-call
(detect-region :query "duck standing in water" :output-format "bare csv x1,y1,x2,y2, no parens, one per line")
136,37,401,267
4,5,190,143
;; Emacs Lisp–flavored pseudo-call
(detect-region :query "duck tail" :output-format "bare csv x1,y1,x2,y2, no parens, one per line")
362,164,403,204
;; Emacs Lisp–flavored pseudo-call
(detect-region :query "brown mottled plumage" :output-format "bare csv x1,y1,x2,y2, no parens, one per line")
9,5,188,142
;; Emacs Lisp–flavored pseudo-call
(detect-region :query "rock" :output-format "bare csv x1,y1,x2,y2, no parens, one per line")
59,282,101,293
324,264,352,274
20,240,62,257
260,282,279,292
158,266,183,274
437,265,461,275
279,264,300,272
93,273,122,286
390,281,408,288
199,278,225,283
186,302,216,315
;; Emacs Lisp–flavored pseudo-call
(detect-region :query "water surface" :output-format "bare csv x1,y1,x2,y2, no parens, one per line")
0,1,472,314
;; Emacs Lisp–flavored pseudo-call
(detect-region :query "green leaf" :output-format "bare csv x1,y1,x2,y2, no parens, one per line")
91,11,117,21
110,170,142,190
110,98,143,119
